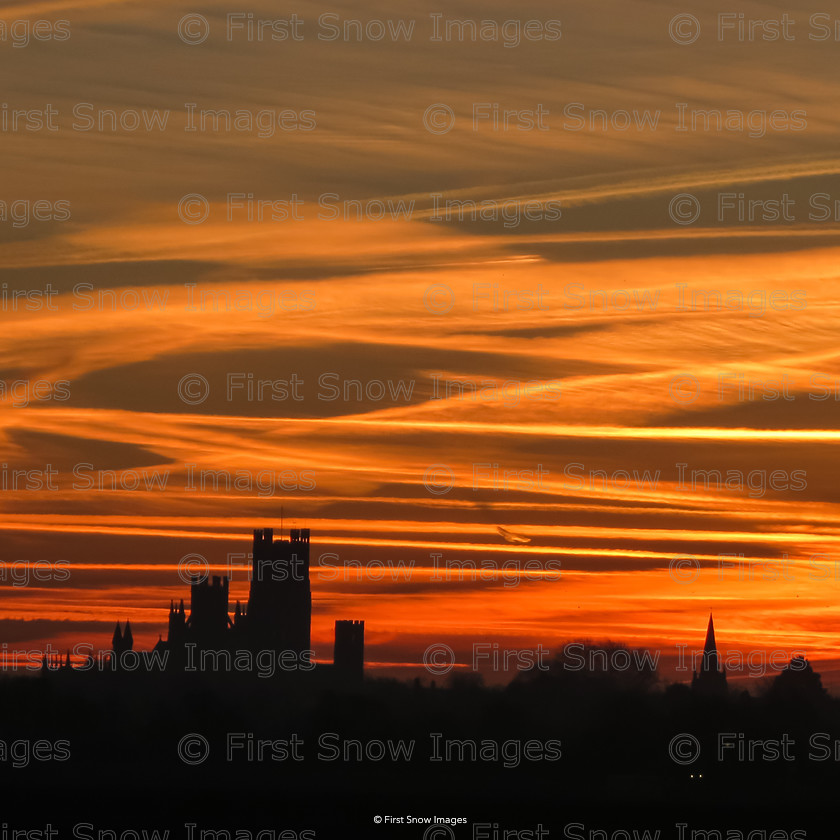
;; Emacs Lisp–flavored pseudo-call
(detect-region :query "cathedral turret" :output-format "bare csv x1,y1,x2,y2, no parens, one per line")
334,620,365,683
246,526,311,655
123,620,134,650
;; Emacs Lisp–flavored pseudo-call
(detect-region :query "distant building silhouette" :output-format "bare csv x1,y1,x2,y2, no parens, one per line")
334,620,365,683
45,527,364,682
109,619,134,669
156,527,314,659
245,527,311,653
155,527,362,678
168,599,187,648
188,574,231,645
691,613,727,696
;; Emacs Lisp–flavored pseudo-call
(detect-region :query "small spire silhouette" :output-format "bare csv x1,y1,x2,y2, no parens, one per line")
704,612,717,656
692,611,727,695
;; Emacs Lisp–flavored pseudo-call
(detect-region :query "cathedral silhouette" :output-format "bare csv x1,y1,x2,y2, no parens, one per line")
52,526,365,682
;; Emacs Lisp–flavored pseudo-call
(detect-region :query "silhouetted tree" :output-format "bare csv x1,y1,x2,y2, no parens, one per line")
767,655,829,707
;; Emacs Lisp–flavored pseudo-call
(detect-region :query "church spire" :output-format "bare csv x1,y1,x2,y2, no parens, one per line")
692,612,727,696
704,612,717,654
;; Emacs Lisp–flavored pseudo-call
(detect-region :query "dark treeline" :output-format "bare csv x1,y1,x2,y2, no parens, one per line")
0,641,836,835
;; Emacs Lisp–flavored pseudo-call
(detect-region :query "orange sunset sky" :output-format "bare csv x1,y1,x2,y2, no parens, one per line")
2,0,840,687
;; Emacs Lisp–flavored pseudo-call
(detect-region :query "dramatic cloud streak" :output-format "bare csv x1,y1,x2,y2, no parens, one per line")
2,0,840,685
